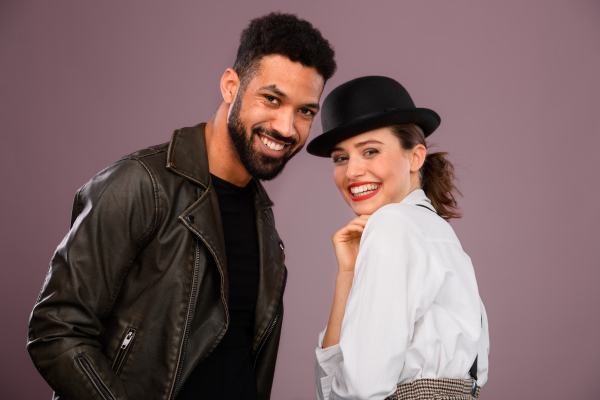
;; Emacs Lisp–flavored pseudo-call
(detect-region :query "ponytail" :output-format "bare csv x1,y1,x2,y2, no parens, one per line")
421,152,461,220
389,124,462,221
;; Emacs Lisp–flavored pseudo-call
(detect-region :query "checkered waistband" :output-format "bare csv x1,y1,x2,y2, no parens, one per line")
385,378,480,400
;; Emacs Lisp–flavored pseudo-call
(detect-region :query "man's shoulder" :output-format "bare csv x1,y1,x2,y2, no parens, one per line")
79,141,171,196
113,140,173,181
121,141,170,162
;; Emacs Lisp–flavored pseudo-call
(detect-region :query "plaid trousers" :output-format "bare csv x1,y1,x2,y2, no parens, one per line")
385,378,480,400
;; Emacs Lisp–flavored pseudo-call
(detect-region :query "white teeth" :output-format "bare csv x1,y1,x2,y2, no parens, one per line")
350,183,380,195
262,136,285,151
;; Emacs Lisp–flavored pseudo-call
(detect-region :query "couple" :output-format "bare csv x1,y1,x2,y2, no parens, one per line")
27,12,489,400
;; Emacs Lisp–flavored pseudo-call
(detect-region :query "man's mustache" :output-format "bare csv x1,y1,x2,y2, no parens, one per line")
253,126,297,146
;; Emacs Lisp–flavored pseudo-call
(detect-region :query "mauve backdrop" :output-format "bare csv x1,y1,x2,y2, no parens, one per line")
1,1,599,399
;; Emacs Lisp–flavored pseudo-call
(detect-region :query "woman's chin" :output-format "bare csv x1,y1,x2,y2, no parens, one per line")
351,196,398,216
350,200,379,216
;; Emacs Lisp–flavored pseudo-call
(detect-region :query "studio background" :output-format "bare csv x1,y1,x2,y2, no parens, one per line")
1,1,599,399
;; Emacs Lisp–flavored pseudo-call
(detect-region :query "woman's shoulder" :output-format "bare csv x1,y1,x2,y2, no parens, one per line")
368,202,461,246
364,203,425,243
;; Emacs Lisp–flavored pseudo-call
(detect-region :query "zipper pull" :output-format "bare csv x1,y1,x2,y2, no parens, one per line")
121,331,135,349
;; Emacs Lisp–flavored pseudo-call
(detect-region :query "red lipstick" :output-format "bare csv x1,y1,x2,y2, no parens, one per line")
347,181,382,202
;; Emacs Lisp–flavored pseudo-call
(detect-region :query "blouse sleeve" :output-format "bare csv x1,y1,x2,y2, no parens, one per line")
316,207,445,400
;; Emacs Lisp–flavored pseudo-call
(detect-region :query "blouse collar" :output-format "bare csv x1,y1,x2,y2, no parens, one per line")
400,189,437,213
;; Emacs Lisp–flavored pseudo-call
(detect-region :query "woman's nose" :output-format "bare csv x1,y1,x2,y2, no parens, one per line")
346,157,365,180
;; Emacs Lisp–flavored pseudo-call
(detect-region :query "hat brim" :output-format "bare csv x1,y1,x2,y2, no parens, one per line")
306,108,440,157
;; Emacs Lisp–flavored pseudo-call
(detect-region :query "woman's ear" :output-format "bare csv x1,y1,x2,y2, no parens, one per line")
410,144,427,172
221,68,240,105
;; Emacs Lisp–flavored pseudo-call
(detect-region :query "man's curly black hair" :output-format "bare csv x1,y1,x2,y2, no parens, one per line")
233,12,336,87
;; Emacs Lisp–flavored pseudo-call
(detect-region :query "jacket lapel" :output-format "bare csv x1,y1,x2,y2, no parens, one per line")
167,124,229,301
251,180,286,352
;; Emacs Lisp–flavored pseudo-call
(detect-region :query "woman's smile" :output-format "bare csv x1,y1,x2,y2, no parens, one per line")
347,181,382,201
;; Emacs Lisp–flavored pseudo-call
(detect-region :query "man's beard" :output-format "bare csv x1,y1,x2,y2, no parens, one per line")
226,94,303,181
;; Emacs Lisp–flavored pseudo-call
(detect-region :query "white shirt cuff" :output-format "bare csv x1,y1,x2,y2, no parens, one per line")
315,328,343,377
316,361,333,400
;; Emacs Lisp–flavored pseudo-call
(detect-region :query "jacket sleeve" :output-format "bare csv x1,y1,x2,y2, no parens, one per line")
27,158,158,400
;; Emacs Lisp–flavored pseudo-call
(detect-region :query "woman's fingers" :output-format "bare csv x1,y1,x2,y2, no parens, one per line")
332,215,372,273
354,214,370,225
346,215,370,230
335,215,370,236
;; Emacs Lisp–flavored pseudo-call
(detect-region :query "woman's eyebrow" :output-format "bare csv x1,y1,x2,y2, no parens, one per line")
354,140,383,148
330,140,383,154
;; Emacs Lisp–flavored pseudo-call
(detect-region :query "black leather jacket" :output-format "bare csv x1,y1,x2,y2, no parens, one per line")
27,124,287,400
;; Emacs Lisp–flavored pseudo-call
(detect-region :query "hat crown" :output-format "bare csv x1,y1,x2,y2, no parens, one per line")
321,76,416,133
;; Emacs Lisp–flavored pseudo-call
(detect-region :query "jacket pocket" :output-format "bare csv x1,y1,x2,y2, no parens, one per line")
76,353,116,400
111,327,137,376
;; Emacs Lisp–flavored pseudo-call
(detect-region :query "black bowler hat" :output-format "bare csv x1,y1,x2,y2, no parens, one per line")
307,76,441,157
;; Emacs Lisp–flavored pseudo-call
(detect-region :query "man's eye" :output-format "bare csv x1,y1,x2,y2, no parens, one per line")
265,95,278,104
300,108,314,116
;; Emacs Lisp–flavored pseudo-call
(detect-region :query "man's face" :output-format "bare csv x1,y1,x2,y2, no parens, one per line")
227,55,325,180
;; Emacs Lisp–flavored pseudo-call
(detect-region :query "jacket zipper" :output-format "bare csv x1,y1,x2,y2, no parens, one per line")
76,354,116,400
253,269,287,370
168,243,201,400
168,187,231,399
111,328,136,376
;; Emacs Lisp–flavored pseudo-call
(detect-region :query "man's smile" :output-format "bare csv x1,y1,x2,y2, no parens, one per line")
257,132,292,156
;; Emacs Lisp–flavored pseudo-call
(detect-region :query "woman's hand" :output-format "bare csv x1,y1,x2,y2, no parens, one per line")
332,215,370,273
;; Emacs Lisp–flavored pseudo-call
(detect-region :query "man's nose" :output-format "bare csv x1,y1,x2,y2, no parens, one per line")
346,157,365,180
271,109,295,138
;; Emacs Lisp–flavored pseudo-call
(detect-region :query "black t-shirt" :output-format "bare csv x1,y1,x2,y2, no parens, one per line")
176,174,260,400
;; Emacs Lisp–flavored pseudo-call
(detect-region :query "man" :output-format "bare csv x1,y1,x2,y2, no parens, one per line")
27,12,336,400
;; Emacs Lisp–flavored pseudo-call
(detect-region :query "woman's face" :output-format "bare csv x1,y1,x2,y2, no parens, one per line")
331,127,424,216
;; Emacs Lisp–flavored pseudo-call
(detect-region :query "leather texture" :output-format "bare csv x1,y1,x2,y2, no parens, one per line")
27,123,287,400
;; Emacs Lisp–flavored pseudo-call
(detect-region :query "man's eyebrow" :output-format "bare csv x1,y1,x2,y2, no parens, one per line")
259,85,287,98
305,102,320,111
259,85,320,111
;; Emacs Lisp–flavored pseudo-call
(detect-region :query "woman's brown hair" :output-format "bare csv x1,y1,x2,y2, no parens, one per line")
389,124,462,220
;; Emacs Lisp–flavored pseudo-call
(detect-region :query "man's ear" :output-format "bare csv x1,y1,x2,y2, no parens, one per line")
410,144,427,172
221,68,240,105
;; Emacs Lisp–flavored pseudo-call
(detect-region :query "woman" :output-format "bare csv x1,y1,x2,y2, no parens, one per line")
306,76,489,400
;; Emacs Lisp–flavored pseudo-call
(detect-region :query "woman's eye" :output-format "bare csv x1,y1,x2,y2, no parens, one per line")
364,149,379,156
333,156,348,163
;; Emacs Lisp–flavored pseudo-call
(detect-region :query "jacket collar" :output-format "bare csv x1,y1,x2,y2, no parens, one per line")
166,123,274,210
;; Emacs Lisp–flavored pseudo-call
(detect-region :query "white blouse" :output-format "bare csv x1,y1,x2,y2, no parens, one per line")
315,190,489,400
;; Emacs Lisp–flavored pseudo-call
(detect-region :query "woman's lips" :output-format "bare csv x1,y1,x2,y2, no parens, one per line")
347,182,382,202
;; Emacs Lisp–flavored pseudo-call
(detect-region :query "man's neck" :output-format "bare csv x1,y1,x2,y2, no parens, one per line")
204,102,252,187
